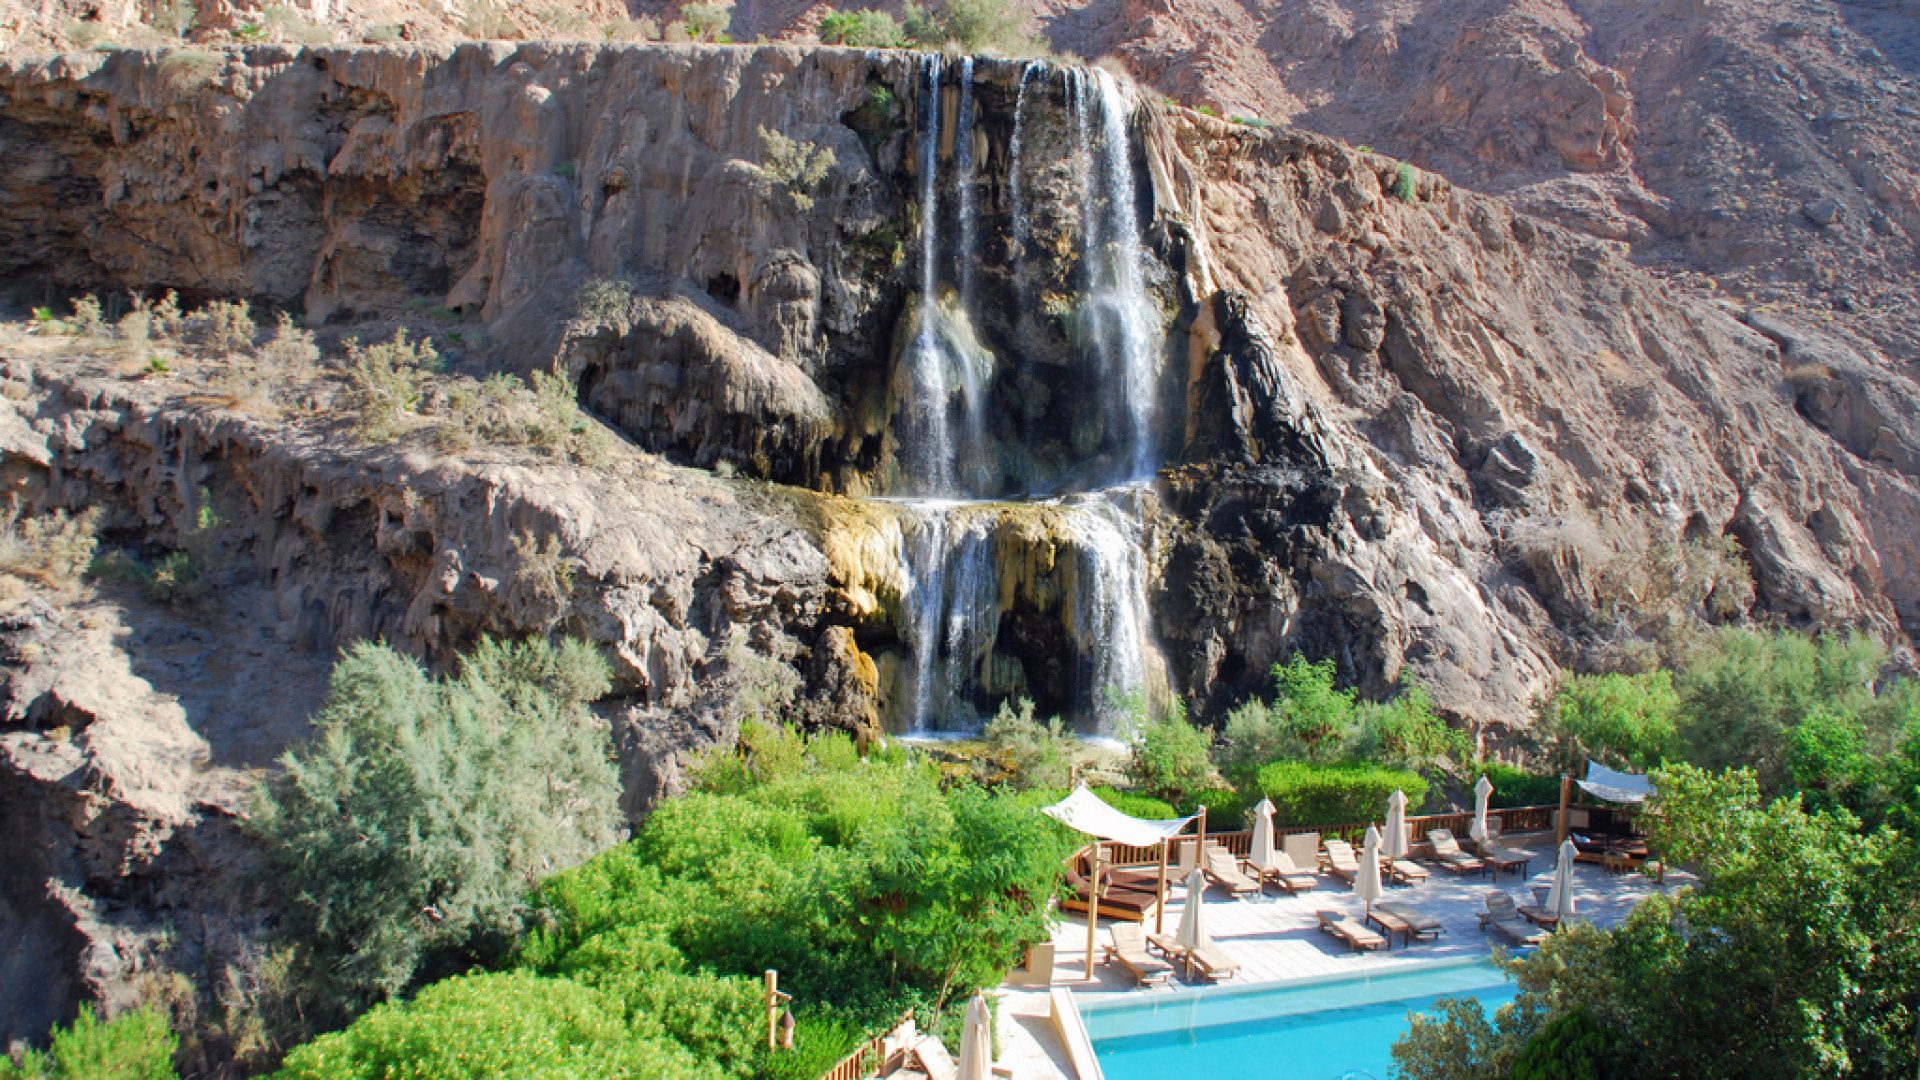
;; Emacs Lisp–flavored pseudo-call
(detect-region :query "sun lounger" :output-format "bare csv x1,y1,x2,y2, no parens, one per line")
1317,910,1388,952
1249,851,1318,894
1483,890,1556,929
1374,901,1443,942
1425,829,1487,875
1106,924,1174,987
1204,849,1262,898
1322,839,1362,883
912,1036,960,1080
1482,914,1546,947
1386,857,1430,885
1144,930,1240,981
1185,942,1241,981
1062,864,1159,921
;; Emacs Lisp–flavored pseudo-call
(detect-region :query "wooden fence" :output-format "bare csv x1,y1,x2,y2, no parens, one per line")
1086,804,1561,868
818,1010,914,1080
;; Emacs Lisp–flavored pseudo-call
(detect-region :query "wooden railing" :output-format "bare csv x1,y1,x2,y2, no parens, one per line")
818,1010,914,1080
1080,804,1561,869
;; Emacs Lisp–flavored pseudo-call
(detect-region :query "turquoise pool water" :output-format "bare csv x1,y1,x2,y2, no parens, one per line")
1080,960,1517,1080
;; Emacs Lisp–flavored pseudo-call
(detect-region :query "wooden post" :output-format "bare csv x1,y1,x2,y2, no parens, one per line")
1084,842,1102,980
765,970,780,1051
1557,775,1573,845
1153,836,1171,936
1195,806,1208,863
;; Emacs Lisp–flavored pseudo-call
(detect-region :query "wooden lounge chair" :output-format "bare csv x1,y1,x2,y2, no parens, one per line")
1185,942,1241,981
1425,829,1487,875
1481,913,1546,947
1386,857,1430,885
1145,931,1240,982
1484,890,1556,929
1374,901,1443,942
1204,849,1262,898
912,1035,960,1080
1061,862,1159,922
1249,851,1318,894
1316,910,1388,952
1106,924,1174,987
1321,839,1362,884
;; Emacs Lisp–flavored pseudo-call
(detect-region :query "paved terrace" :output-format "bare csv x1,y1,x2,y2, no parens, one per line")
993,831,1691,1079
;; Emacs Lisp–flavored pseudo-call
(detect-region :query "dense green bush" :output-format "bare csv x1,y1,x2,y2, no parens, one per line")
0,1005,177,1080
1180,786,1255,828
1124,706,1217,805
1508,1007,1614,1080
900,0,1035,52
523,723,1069,1016
1394,764,1920,1079
977,697,1074,790
1478,763,1562,809
1219,658,1465,781
1544,670,1680,771
273,972,723,1079
816,8,903,45
1255,761,1428,826
252,637,624,1025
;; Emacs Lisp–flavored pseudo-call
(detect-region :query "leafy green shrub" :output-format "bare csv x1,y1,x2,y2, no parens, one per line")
342,329,441,442
1181,786,1254,828
817,8,904,45
757,127,836,212
1509,1006,1614,1080
1351,680,1469,769
1544,670,1680,772
900,0,1035,52
1124,706,1217,805
1391,162,1417,202
252,637,622,1025
679,2,732,41
0,506,100,591
1255,760,1428,827
0,1004,177,1080
1478,763,1561,809
273,972,723,1080
1219,657,1357,779
523,724,1069,1019
977,697,1073,790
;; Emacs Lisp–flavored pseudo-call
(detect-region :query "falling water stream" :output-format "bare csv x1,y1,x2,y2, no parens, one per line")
893,58,1166,736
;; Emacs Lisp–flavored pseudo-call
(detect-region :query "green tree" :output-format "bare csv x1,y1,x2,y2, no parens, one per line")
251,637,624,1025
1393,763,1920,1079
1218,656,1357,779
1351,679,1468,769
978,697,1073,790
0,1005,177,1080
1124,706,1217,805
816,8,904,45
273,972,725,1080
1545,670,1681,771
900,0,1034,52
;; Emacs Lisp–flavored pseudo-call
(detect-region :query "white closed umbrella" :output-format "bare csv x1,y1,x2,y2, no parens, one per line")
1545,837,1578,921
1251,797,1278,869
1384,790,1410,861
956,991,991,1080
1355,825,1385,913
1471,774,1494,845
1175,867,1209,948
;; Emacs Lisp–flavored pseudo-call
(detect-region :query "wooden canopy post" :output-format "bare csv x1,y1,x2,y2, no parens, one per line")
1153,835,1171,936
1557,775,1573,845
1195,805,1208,863
1084,841,1103,980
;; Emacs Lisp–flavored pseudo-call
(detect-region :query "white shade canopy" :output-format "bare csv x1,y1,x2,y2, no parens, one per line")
1355,825,1385,911
1251,798,1278,867
1042,784,1199,847
1471,774,1495,844
957,992,992,1080
1578,760,1653,804
1545,838,1579,921
1384,790,1410,859
1175,867,1210,953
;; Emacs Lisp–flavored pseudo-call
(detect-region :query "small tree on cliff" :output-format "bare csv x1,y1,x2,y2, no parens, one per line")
251,637,623,1027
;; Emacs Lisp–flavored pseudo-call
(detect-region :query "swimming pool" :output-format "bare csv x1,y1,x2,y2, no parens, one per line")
1079,959,1518,1080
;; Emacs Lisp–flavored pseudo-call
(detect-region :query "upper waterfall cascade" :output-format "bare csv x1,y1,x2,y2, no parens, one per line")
885,58,1171,736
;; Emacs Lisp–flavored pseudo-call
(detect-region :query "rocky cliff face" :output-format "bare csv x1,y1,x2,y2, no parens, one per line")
2,41,1918,1049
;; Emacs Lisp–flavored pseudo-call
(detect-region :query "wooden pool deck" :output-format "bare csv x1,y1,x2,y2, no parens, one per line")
992,832,1689,1079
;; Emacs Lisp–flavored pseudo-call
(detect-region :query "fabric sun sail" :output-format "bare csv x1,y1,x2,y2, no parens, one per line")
1577,760,1653,804
1041,784,1198,848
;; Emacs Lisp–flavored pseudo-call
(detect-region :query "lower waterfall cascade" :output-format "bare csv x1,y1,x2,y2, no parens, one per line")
880,57,1172,737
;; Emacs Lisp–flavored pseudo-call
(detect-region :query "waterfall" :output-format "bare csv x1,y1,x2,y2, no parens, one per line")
888,55,1167,737
956,56,979,314
1071,68,1162,482
1065,486,1155,729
